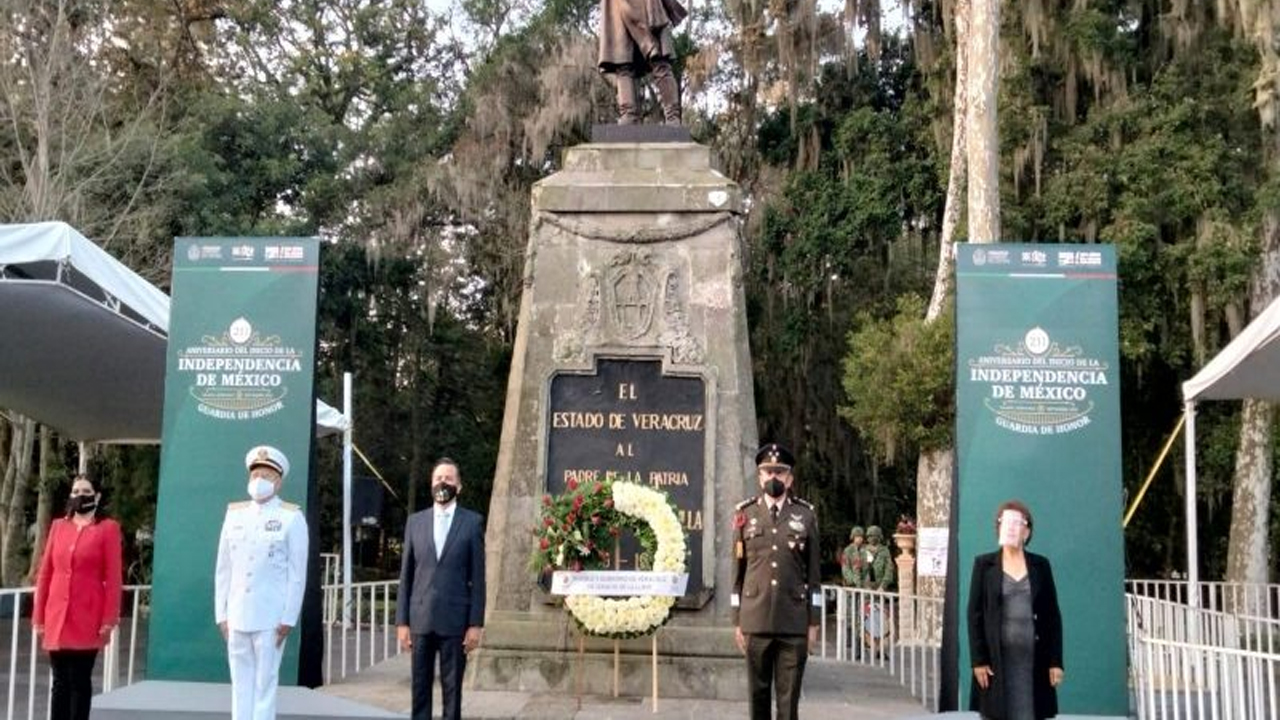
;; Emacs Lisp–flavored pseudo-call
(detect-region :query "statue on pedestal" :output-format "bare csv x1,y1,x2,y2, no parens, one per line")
598,0,687,125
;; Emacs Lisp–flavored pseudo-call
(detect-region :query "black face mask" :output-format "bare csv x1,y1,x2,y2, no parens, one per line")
432,482,458,504
71,495,98,514
763,478,786,498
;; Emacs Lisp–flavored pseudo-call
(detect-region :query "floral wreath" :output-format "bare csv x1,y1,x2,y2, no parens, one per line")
530,477,687,638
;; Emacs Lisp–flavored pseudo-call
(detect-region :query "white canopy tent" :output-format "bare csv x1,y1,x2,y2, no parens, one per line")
1,221,359,622
0,221,349,441
1180,295,1280,602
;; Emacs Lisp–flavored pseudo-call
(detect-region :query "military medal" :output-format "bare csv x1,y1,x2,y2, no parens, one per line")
788,519,804,532
265,519,282,532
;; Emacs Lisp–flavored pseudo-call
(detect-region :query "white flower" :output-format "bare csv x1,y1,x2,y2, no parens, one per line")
563,481,687,637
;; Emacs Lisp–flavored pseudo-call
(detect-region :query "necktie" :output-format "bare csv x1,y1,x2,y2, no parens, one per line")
435,511,452,559
770,505,779,523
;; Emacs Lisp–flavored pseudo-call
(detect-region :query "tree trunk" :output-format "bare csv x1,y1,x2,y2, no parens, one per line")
26,426,57,584
0,414,36,586
1225,399,1271,587
966,0,1000,244
916,0,969,626
915,447,953,641
925,0,969,324
1224,211,1280,592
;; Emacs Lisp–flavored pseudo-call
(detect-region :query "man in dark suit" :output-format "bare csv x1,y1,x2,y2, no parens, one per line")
731,443,821,720
395,458,486,720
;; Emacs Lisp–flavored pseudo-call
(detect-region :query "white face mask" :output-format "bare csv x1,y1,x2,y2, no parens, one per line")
247,475,276,501
998,510,1026,547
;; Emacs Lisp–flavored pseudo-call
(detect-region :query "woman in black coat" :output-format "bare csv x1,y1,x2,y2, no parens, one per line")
967,500,1064,720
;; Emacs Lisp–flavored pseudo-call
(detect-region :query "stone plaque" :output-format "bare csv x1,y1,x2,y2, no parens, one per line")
546,358,706,597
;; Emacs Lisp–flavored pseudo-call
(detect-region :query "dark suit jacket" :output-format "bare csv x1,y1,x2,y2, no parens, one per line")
395,505,486,636
967,550,1063,719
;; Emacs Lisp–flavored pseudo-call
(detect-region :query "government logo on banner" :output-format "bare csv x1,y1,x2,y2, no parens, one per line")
968,326,1111,436
175,317,306,421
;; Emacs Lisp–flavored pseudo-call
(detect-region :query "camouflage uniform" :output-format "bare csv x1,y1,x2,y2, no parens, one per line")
839,526,866,588
863,525,895,591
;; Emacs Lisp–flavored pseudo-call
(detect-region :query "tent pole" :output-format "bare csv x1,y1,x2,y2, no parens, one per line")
342,372,354,628
1183,400,1199,610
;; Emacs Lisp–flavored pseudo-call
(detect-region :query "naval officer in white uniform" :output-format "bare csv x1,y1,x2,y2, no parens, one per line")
215,445,308,720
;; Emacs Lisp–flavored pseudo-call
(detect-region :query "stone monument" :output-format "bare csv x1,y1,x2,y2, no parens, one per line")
472,126,758,698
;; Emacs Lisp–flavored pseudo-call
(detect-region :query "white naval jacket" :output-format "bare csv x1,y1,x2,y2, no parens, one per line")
214,496,308,632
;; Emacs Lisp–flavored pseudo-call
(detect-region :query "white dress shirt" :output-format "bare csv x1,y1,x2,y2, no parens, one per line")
434,503,454,559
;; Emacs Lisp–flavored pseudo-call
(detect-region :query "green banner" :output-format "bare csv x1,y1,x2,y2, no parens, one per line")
954,244,1126,715
149,238,320,682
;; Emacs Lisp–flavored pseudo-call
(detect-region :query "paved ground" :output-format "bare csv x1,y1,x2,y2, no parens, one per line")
320,653,935,719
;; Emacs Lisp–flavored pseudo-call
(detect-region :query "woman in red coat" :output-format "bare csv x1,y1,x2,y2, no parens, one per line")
32,474,123,720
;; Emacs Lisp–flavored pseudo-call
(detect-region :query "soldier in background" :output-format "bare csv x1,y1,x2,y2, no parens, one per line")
864,525,895,592
215,446,309,720
731,443,821,720
839,526,867,588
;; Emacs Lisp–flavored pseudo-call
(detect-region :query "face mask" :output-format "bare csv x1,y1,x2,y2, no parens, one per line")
998,510,1026,547
763,478,786,498
433,482,458,504
247,476,276,501
71,495,97,514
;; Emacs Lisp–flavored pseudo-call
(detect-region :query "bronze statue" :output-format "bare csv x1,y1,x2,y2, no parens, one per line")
598,0,687,124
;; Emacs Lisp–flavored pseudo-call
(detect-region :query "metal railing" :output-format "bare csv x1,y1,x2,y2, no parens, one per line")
1127,579,1280,619
1127,583,1280,720
819,584,942,712
9,576,1274,719
322,579,402,684
0,578,405,720
1131,633,1279,719
1,585,150,720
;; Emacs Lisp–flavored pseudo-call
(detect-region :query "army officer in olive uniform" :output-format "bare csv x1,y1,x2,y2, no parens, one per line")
215,445,309,720
732,443,822,720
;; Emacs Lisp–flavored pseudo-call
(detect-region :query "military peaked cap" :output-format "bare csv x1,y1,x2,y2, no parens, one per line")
755,442,795,468
245,445,289,478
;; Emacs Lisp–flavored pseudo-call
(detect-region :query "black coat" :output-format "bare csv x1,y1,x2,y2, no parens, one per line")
966,550,1063,719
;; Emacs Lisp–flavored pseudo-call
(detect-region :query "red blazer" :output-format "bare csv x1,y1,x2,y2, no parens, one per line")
33,517,123,651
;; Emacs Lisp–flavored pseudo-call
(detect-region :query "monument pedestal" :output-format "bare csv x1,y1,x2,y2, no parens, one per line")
474,612,744,699
476,136,756,698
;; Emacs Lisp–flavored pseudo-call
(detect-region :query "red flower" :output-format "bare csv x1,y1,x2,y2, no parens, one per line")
567,477,579,491
544,517,554,527
593,482,604,494
566,512,577,525
539,538,550,550
572,495,584,511
543,495,552,506
604,499,614,508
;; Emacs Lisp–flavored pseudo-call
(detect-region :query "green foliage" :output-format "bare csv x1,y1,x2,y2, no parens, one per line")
839,296,955,463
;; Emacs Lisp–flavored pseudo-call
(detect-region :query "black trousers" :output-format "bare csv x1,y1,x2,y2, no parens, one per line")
746,634,808,720
411,632,465,720
49,649,99,720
